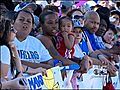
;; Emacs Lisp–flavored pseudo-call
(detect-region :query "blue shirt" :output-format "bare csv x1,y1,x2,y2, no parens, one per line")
84,28,105,51
79,30,89,55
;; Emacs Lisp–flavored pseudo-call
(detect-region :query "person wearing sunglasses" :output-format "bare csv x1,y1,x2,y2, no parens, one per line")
67,9,84,27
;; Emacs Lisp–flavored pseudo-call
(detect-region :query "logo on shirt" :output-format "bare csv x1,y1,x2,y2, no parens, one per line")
18,50,39,62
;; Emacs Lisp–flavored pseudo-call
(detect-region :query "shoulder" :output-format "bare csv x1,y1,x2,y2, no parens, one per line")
36,34,53,48
1,45,10,64
1,45,10,52
36,34,52,43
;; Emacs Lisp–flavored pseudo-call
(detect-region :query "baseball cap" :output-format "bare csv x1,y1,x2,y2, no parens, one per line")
73,19,83,28
14,2,37,12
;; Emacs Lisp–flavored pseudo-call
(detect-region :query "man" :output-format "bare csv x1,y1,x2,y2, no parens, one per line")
82,10,117,76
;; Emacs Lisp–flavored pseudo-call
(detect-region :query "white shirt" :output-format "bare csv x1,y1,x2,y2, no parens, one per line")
73,44,84,60
14,35,52,63
0,45,10,65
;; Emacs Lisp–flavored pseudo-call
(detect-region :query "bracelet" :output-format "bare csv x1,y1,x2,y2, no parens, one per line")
97,54,102,60
24,66,28,73
53,60,64,67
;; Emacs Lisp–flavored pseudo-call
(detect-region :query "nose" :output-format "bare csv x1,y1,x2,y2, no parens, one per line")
23,20,28,24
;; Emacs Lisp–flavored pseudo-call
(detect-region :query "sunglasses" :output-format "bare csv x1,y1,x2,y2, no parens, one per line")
73,15,84,19
10,28,17,34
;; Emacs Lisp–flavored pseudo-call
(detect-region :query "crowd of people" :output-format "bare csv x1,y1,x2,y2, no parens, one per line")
0,0,120,89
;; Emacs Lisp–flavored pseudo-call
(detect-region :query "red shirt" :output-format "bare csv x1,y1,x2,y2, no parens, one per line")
55,32,75,58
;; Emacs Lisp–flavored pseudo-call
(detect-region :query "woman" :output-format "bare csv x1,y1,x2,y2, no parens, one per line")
13,10,52,75
102,24,117,49
0,16,27,89
0,17,23,80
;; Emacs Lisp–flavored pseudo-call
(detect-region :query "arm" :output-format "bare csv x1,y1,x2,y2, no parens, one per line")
1,63,9,80
21,60,52,69
62,32,75,49
9,42,23,73
1,77,28,89
22,64,46,75
37,35,77,66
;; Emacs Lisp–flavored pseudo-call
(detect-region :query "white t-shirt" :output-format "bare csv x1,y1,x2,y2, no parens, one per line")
73,44,84,60
0,45,10,65
14,36,52,63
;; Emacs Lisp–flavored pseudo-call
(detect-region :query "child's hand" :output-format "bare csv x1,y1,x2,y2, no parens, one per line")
61,31,68,38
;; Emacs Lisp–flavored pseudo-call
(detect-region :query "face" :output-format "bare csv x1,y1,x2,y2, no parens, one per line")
111,14,120,26
84,15,100,34
60,18,73,33
42,14,58,36
96,19,107,36
99,1,109,8
14,11,33,39
103,29,114,43
73,28,82,43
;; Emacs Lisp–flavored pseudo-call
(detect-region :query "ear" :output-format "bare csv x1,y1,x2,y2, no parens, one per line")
84,19,87,25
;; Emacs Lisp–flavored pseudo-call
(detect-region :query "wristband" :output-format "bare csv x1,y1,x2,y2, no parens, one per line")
24,66,28,73
53,60,64,67
97,54,103,60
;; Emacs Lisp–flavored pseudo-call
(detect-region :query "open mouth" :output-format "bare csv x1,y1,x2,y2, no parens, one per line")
22,25,28,30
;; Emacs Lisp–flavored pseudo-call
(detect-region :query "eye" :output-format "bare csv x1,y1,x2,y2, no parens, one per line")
19,18,24,21
97,22,100,25
27,20,32,23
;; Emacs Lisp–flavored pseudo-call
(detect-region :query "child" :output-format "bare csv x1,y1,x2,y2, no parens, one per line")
56,16,75,58
71,19,93,89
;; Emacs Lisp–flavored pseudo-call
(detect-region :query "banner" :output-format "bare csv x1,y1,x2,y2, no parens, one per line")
26,66,64,90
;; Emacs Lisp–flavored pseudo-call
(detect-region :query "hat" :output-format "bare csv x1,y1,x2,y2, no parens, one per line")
111,10,120,17
73,19,83,28
14,2,37,12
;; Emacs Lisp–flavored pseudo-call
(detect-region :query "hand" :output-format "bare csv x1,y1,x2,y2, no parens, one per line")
9,42,19,58
61,31,68,38
110,45,120,54
36,67,47,75
107,63,117,77
98,54,110,65
79,55,93,73
10,77,28,89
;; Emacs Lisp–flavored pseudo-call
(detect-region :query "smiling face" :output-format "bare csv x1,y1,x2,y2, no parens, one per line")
13,11,33,40
42,14,58,36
